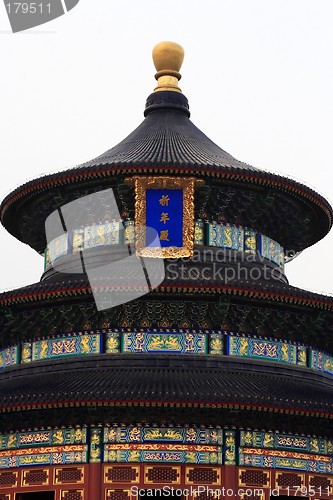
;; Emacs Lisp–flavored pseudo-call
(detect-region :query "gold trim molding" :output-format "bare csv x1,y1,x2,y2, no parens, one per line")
126,176,203,258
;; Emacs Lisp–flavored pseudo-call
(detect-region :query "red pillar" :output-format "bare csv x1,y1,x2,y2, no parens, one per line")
88,462,102,500
224,465,238,499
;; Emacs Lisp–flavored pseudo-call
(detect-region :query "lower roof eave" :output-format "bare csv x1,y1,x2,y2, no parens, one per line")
0,354,332,417
1,399,333,419
0,279,332,311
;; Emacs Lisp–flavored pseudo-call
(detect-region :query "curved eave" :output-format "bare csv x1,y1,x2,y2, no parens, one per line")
0,280,332,311
1,89,332,249
2,400,333,418
1,165,332,234
0,355,332,418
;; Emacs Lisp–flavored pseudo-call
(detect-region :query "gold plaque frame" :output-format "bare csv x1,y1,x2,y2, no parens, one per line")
126,176,202,258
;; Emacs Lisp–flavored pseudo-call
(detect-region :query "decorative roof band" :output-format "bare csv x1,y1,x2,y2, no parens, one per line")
0,424,332,473
1,328,332,379
1,166,332,228
0,282,332,310
44,219,284,271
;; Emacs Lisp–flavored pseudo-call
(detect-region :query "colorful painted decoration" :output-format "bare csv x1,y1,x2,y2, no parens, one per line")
104,444,222,464
48,233,69,262
105,332,121,354
21,342,32,364
45,222,121,268
31,333,101,361
0,424,331,472
227,335,307,367
0,345,19,370
206,223,284,268
44,246,52,268
244,229,257,254
207,223,244,251
124,219,135,244
21,333,101,364
72,228,85,253
90,428,103,463
260,234,284,269
239,447,333,474
131,176,197,258
0,446,88,469
123,332,207,354
44,219,285,271
194,220,205,245
103,426,225,464
84,221,121,248
240,431,333,456
309,349,333,376
2,328,324,387
0,428,87,451
103,426,223,445
224,430,237,465
209,333,224,355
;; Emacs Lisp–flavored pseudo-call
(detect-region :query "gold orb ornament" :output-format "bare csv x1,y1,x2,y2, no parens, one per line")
152,41,185,93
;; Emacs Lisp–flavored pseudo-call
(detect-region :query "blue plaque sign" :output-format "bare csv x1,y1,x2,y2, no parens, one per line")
129,176,200,258
146,189,183,247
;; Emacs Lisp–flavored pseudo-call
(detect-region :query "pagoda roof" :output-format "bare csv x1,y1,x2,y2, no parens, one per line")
71,92,257,171
1,91,332,238
0,354,332,417
1,272,332,354
1,44,333,254
0,271,332,311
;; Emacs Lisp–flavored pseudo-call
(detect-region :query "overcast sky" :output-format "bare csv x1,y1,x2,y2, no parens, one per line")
0,0,332,296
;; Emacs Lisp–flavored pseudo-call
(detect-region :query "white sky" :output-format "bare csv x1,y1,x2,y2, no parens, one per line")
0,0,332,295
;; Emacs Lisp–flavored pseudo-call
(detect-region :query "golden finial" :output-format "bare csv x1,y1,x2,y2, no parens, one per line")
152,41,184,93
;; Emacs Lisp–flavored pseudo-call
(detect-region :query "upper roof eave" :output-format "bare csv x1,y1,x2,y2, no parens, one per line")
1,92,332,245
0,275,332,311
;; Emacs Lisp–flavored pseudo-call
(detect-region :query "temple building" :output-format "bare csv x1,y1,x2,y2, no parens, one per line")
0,42,333,500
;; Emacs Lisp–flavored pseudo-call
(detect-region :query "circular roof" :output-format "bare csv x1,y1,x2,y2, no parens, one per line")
1,43,332,250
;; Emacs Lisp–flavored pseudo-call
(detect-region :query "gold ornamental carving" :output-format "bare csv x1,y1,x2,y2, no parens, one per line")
126,176,203,258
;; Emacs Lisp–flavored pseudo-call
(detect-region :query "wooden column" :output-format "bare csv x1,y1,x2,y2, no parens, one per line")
88,463,102,500
224,465,238,499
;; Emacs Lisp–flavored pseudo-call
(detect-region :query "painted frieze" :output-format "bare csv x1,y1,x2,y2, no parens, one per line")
123,332,206,354
310,349,333,376
207,223,244,251
194,220,205,245
0,445,88,469
227,335,307,367
209,333,224,355
0,428,87,451
260,234,284,269
239,447,333,474
224,430,237,465
105,332,121,354
22,333,101,363
0,345,19,370
104,444,222,464
44,219,285,270
103,426,223,445
240,431,333,456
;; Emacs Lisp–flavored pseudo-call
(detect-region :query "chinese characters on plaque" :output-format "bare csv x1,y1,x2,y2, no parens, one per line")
127,176,199,258
146,189,183,248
